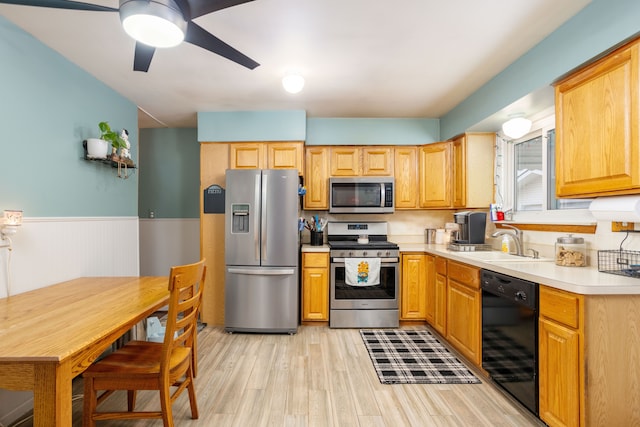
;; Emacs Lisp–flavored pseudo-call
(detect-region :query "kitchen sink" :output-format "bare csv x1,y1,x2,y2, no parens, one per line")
453,250,553,263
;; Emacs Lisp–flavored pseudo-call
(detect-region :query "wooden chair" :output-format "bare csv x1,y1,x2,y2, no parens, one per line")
83,259,206,427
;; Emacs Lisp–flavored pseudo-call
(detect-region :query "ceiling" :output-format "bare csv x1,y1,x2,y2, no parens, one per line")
0,0,591,129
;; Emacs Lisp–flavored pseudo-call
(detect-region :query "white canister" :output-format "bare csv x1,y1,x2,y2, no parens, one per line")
435,229,445,244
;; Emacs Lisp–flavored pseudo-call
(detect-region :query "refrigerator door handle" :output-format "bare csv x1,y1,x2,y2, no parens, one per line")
227,267,295,276
254,173,261,262
261,173,268,260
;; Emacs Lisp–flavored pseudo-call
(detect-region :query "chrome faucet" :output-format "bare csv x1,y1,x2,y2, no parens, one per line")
491,224,524,256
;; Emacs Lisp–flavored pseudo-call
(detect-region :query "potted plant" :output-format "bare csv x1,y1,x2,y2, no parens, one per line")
98,121,127,160
85,121,127,160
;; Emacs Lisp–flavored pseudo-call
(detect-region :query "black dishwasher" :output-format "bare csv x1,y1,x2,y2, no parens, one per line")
481,269,538,416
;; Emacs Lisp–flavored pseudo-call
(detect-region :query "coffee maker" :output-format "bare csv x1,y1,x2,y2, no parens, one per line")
453,211,487,244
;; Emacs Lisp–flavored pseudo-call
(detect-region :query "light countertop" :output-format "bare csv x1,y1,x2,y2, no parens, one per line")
300,244,330,253
398,243,640,296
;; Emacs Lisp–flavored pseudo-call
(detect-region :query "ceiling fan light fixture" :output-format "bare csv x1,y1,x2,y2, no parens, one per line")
120,0,187,48
282,74,305,94
502,114,532,139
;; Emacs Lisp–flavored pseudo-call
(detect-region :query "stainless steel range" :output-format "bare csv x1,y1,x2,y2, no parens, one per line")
328,221,399,328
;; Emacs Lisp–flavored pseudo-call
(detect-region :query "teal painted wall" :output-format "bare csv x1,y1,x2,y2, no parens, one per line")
306,118,440,145
440,0,640,139
0,17,138,217
198,110,306,142
138,128,199,218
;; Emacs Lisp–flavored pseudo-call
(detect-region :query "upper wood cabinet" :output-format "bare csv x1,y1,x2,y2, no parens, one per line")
451,133,495,208
304,146,330,210
229,142,304,175
362,147,393,176
229,143,262,169
419,142,452,208
555,37,640,198
394,147,418,209
330,146,393,176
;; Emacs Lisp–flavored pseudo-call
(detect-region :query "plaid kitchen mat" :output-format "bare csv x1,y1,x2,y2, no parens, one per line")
360,329,481,384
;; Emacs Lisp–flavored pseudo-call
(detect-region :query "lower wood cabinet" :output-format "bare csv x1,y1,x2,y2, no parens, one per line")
400,253,427,320
538,285,583,427
538,284,640,427
301,252,329,321
433,256,448,336
445,260,481,366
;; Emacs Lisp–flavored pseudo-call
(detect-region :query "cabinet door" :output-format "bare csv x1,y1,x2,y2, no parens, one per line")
434,272,447,336
302,267,329,321
362,147,393,176
394,147,418,208
419,142,452,208
446,280,481,366
267,142,304,174
452,136,466,208
304,147,330,210
331,147,360,176
302,253,329,321
229,143,263,169
539,317,581,427
424,254,436,325
555,40,640,197
400,254,426,320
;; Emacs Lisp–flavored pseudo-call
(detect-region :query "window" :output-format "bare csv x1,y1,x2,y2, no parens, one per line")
496,112,593,223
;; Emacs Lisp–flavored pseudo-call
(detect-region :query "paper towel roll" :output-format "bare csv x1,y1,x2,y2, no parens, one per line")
589,195,640,222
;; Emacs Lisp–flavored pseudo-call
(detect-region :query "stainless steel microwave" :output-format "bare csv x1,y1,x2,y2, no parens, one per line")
329,177,394,214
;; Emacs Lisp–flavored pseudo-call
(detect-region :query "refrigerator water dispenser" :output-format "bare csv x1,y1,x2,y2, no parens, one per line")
231,204,250,233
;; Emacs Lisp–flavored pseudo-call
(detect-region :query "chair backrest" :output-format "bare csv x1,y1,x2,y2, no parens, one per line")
161,259,206,372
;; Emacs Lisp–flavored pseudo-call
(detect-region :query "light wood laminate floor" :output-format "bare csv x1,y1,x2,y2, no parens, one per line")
15,325,543,427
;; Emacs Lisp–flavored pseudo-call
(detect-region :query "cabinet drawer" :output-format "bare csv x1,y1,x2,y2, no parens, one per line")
539,285,583,329
435,256,447,275
303,252,329,268
447,261,480,289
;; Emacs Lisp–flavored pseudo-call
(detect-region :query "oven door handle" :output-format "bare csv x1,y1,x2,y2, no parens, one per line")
331,258,398,263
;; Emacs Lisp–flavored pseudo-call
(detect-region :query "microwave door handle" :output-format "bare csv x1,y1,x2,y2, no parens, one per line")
380,183,385,207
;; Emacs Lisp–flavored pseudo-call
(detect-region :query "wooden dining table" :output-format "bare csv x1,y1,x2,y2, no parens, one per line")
0,276,170,426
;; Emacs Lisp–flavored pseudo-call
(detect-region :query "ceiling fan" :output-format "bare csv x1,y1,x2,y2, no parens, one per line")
0,0,260,72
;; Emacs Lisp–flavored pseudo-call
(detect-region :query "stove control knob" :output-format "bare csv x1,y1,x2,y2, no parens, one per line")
363,251,368,256
385,251,391,257
348,251,354,257
376,251,382,257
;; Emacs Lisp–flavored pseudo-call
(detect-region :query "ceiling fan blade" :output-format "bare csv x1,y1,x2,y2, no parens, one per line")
186,0,254,19
133,42,155,72
0,0,117,11
185,21,259,70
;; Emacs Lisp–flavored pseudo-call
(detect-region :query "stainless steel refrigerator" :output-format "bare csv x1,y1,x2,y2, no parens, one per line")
224,169,299,333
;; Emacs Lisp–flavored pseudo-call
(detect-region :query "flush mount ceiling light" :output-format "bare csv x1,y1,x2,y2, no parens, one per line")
282,74,305,94
120,0,187,48
502,114,532,139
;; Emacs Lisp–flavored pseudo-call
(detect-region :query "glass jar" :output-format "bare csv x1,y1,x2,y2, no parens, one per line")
555,234,587,267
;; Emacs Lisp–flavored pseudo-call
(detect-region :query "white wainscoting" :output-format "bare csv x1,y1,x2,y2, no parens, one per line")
139,218,201,276
0,216,140,426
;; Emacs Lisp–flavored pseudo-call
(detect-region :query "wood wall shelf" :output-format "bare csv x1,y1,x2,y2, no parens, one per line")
82,140,136,179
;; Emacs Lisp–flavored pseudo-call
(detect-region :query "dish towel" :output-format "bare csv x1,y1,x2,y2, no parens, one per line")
345,258,381,287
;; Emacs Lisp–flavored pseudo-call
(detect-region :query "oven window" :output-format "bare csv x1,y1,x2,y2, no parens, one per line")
333,265,396,299
332,183,382,207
